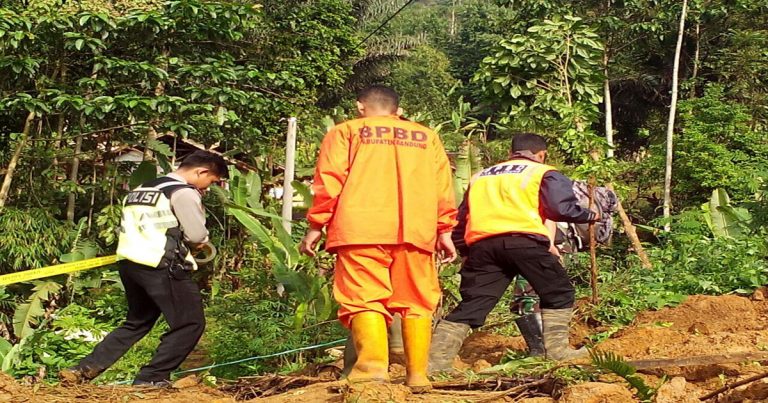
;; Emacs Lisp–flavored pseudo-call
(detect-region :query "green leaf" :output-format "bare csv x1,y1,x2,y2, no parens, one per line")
2,341,22,373
271,207,298,264
244,171,263,210
0,337,12,356
292,180,313,208
156,153,172,174
704,188,752,238
129,161,158,188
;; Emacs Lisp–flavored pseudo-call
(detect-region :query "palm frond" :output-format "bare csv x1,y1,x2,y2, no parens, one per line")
353,0,410,24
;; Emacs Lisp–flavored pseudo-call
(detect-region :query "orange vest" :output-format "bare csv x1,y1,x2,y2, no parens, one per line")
465,159,556,245
306,115,457,253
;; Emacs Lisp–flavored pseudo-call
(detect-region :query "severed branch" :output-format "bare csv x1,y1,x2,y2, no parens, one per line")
699,371,768,401
475,378,550,403
630,351,768,371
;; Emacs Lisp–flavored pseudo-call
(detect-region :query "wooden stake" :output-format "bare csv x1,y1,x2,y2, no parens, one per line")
588,176,599,304
281,117,298,233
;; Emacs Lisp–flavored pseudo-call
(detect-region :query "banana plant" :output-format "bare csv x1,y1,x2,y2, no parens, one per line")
12,281,62,340
701,188,753,238
214,167,335,330
436,97,486,205
453,138,483,205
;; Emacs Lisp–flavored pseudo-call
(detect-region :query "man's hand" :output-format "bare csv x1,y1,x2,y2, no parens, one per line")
548,243,561,258
590,206,602,222
436,232,457,264
299,229,323,257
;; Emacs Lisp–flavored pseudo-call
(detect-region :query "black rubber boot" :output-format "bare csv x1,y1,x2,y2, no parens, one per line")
514,313,545,357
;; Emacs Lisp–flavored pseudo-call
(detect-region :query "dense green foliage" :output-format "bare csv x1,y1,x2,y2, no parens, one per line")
1,0,767,386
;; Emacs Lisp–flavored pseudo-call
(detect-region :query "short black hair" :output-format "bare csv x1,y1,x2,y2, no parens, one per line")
511,133,548,154
357,85,399,112
179,150,229,178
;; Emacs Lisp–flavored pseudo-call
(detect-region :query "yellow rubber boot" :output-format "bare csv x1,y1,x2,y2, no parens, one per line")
402,317,433,393
347,312,390,383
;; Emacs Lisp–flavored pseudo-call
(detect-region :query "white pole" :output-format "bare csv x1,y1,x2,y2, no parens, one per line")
282,117,298,233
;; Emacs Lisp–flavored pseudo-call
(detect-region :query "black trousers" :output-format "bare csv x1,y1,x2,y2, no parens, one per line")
78,260,205,382
445,235,574,328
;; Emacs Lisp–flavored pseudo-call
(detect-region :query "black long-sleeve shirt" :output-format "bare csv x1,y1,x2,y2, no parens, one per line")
452,156,595,255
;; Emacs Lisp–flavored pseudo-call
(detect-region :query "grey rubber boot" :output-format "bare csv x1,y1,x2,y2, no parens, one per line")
541,308,588,361
341,335,356,378
427,319,471,374
389,315,404,354
515,312,545,357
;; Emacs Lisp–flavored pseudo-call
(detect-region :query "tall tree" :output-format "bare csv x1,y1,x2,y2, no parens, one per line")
663,0,689,230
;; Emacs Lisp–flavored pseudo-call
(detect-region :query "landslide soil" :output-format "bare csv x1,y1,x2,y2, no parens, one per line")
5,294,768,402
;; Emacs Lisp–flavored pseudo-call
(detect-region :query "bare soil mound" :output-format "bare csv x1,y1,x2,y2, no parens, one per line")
558,382,635,403
4,294,768,402
599,294,768,361
457,330,527,366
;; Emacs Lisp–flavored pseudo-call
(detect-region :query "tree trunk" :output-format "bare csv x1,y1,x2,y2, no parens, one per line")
145,48,169,162
66,126,83,222
689,21,700,99
0,112,36,209
604,52,614,158
67,59,101,221
450,0,456,37
87,164,97,234
663,0,688,231
53,62,68,169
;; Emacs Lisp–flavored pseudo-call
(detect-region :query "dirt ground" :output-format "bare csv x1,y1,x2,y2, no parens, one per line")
4,293,768,402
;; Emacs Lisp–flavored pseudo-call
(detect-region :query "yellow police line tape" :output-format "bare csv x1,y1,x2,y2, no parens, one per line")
0,255,118,286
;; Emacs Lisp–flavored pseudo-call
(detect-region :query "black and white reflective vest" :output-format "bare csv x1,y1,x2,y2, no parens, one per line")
116,177,198,270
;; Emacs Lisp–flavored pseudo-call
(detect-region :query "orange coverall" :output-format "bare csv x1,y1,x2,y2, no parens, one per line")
306,115,457,327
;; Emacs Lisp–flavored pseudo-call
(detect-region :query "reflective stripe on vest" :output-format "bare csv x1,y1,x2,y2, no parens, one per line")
116,179,197,270
465,159,556,245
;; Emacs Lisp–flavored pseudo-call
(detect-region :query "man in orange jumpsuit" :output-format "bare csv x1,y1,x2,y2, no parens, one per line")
299,85,457,392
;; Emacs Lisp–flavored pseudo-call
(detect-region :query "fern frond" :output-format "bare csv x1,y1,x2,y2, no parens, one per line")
590,349,659,402
590,350,636,376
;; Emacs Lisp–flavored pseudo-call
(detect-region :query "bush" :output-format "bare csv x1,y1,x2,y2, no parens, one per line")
674,85,768,203
585,225,768,325
204,288,346,379
12,304,112,379
0,208,74,274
